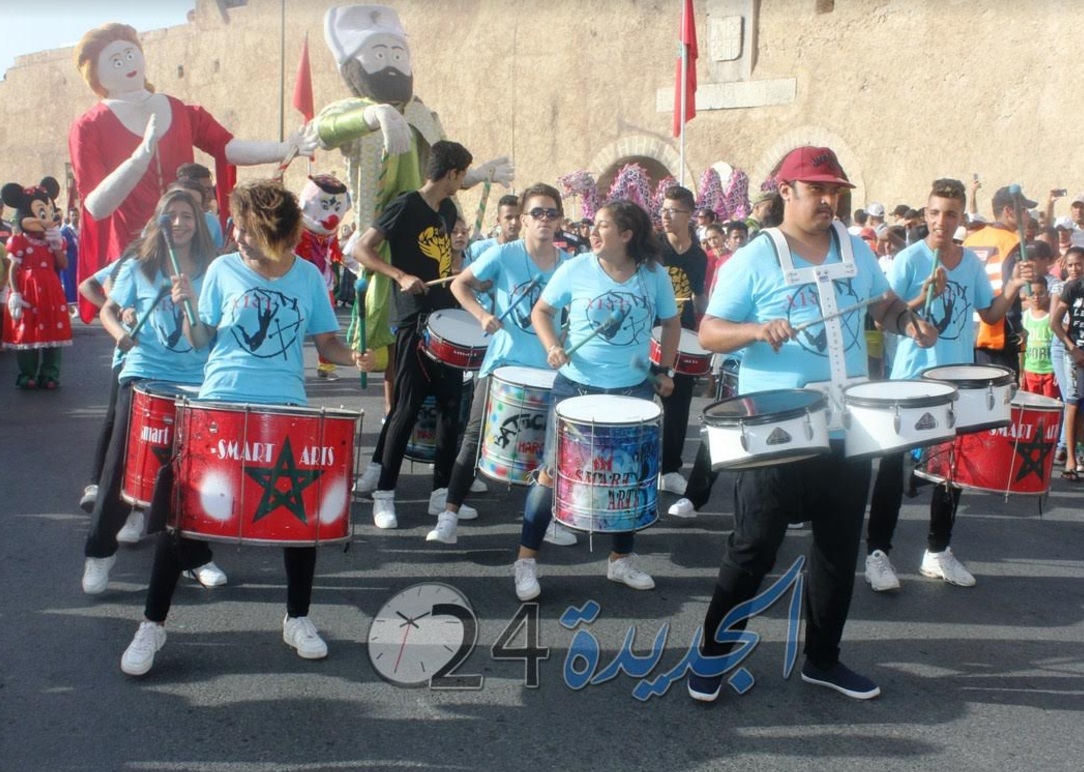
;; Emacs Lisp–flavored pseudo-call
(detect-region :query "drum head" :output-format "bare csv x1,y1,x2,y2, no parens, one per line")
703,389,826,427
138,381,201,400
845,380,956,407
428,309,488,346
555,395,661,423
1011,391,1063,410
493,366,558,389
921,364,1015,388
651,325,710,355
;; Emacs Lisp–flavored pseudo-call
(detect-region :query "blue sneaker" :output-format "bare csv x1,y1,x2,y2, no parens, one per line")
800,660,880,699
687,670,723,702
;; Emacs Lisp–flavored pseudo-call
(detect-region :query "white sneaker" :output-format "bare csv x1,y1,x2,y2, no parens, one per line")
79,484,98,513
283,615,328,659
82,555,116,595
668,498,697,518
372,491,398,529
920,548,976,587
659,472,688,495
865,550,901,592
116,510,145,544
426,512,459,544
183,561,228,587
543,521,578,546
470,478,488,493
428,488,477,520
514,558,541,601
121,621,166,676
607,554,655,590
353,462,382,495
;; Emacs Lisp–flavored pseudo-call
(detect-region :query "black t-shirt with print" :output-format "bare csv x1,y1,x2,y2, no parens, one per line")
1060,277,1084,345
375,190,458,327
660,240,707,330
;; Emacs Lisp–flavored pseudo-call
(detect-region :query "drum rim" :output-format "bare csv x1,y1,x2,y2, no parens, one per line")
135,380,202,397
709,446,830,471
650,325,710,355
844,379,957,408
176,399,362,419
492,365,558,387
554,394,662,422
920,364,1016,389
702,388,827,426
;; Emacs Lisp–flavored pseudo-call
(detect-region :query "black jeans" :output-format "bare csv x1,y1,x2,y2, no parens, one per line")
84,379,136,559
683,438,721,510
90,363,123,485
445,375,488,508
700,443,871,668
377,323,464,492
867,450,961,555
660,371,696,475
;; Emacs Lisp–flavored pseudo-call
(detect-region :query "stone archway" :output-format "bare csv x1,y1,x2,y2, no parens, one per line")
589,134,694,197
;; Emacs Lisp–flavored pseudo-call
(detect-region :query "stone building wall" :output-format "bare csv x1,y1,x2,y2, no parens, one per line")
0,0,1077,227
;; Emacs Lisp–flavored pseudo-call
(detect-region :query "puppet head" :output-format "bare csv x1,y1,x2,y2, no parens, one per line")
299,175,352,236
325,5,414,105
74,23,154,98
2,177,62,235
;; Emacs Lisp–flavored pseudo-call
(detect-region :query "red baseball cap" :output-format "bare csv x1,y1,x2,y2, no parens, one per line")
776,146,855,188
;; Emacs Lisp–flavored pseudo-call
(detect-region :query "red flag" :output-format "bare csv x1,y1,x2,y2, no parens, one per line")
672,0,698,137
292,33,314,123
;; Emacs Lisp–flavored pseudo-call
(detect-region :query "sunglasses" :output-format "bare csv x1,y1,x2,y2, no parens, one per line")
528,207,561,221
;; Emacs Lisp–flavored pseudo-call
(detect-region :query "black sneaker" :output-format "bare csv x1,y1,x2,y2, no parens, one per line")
800,660,880,699
687,671,723,702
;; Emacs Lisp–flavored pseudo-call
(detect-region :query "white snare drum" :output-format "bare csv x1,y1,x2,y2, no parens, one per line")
649,326,712,376
921,364,1015,434
422,309,490,369
701,389,830,470
843,380,957,459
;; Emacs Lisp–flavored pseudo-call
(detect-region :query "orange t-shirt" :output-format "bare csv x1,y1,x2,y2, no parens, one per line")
964,224,1020,350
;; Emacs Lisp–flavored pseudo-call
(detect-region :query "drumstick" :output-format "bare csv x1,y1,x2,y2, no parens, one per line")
630,354,662,388
792,292,889,333
128,280,171,340
484,275,542,337
675,297,691,303
352,276,369,389
472,178,493,239
1009,184,1032,298
157,214,199,327
565,308,626,358
923,248,941,317
273,144,301,182
424,276,457,287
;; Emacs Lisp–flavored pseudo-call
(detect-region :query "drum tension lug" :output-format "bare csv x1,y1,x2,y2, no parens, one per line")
893,406,901,435
739,422,749,453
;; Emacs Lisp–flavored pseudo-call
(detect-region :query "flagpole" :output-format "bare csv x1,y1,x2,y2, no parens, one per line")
679,1,688,187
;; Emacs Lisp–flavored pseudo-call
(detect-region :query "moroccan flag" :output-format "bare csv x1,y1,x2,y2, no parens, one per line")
293,33,315,123
672,0,698,137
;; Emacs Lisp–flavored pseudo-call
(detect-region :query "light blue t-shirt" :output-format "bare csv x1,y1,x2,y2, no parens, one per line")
471,241,568,378
463,237,496,267
109,260,209,384
887,240,993,379
707,229,889,392
542,254,678,388
198,253,339,406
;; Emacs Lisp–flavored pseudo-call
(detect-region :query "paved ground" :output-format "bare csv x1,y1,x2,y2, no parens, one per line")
2,317,1082,771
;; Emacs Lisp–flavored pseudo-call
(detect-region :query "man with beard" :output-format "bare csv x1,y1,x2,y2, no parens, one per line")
314,4,513,383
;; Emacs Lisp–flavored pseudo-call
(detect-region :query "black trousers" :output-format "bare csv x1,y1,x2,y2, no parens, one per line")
700,443,871,668
867,450,962,555
660,371,696,475
90,363,123,485
84,379,136,559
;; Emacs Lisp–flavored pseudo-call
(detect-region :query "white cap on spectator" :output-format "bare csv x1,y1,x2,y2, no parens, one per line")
867,202,886,218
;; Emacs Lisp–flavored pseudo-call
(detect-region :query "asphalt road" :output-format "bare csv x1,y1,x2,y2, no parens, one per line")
2,317,1082,771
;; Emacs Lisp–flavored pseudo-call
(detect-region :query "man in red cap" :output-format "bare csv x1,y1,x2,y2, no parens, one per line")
686,146,937,703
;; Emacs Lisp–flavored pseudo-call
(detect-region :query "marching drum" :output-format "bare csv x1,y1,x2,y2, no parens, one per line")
477,366,556,485
843,380,957,459
122,381,201,508
921,364,1015,433
702,389,830,470
649,326,712,376
916,391,1063,496
404,372,474,463
422,309,490,370
172,401,361,545
554,396,661,533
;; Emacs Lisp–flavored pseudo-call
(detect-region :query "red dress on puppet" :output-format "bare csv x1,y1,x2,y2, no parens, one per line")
68,96,234,323
2,232,73,349
296,229,343,295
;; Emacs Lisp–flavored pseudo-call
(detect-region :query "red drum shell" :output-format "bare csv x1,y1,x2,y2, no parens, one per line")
648,327,712,376
122,381,200,508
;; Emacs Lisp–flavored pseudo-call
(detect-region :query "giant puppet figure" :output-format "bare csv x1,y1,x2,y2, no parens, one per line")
314,5,513,356
68,23,317,323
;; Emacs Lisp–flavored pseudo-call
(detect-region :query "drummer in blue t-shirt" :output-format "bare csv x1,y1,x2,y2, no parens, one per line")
513,199,680,601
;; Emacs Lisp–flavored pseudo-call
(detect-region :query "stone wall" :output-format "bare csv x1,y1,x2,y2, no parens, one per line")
0,0,1077,228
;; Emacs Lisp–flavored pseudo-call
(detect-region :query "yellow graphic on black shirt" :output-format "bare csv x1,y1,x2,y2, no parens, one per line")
419,225,453,277
668,265,692,314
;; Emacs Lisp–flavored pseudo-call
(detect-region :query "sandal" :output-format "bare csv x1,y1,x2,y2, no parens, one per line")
1061,468,1080,482
1055,447,1068,464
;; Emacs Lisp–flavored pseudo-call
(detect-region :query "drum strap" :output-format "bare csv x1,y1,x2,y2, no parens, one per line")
765,221,858,420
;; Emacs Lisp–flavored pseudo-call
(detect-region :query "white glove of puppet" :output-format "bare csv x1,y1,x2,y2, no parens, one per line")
7,291,28,321
465,157,515,188
363,104,412,156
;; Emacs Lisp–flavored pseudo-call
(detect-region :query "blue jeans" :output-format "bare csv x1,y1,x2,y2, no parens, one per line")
520,373,655,554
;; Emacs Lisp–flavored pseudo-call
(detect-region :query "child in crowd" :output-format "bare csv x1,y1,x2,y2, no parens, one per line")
1020,280,1059,398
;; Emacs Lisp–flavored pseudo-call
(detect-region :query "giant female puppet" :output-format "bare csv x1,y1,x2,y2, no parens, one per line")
69,22,317,323
314,5,513,359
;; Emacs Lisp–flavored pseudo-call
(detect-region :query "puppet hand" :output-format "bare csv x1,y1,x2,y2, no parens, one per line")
136,114,162,161
289,122,321,158
364,104,411,156
45,227,64,251
7,292,28,320
466,157,515,188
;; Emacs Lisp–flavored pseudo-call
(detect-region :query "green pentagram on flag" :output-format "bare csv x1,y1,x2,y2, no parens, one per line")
244,437,323,525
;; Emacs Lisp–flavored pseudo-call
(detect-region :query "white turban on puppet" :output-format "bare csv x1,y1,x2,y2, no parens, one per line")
324,5,408,70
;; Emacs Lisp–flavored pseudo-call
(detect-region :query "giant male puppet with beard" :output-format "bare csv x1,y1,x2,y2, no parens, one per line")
314,4,513,361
